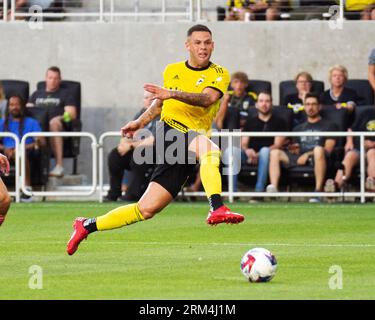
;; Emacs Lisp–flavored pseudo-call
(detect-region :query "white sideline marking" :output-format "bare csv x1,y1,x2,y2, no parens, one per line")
1,240,374,248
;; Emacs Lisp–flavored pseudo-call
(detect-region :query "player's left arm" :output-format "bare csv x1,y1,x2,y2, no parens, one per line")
144,83,222,108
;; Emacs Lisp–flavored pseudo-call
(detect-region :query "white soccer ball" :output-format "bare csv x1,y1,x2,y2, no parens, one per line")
240,248,278,282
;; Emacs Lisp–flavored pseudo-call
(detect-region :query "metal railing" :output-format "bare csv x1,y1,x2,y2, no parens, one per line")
2,0,195,22
98,131,121,203
19,131,97,198
0,0,357,23
97,130,375,204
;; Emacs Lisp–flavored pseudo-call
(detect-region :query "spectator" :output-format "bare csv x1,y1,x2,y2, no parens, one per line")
266,0,290,21
284,71,313,127
105,91,157,202
320,65,360,113
225,0,284,21
215,71,256,130
327,110,375,192
361,3,375,20
0,82,7,119
344,0,375,19
223,91,287,198
225,0,251,21
267,92,337,202
0,95,43,202
247,0,271,21
27,66,77,178
369,48,375,94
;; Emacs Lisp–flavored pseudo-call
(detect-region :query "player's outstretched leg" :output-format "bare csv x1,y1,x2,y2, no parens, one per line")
66,182,172,255
198,147,245,226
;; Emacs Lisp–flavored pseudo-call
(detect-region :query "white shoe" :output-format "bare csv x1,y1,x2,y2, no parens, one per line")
49,165,64,177
20,186,33,203
266,184,278,193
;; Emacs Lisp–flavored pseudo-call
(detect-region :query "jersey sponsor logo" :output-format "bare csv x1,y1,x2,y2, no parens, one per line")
173,75,179,80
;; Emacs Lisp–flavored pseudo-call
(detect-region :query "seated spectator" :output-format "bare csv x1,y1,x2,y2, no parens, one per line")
267,93,337,202
320,65,360,113
369,48,375,94
27,66,77,178
215,71,256,130
361,3,375,20
265,0,290,21
0,94,44,202
284,71,313,127
0,82,7,119
222,91,287,197
225,0,283,21
344,0,375,19
105,91,157,202
327,110,375,192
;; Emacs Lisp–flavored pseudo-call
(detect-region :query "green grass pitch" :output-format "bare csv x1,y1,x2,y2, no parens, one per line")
0,202,374,300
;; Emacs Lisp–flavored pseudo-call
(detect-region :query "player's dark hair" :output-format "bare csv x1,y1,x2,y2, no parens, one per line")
187,24,212,37
5,94,26,139
304,92,320,104
47,66,61,77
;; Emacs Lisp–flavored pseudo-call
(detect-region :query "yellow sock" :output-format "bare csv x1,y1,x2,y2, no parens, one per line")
96,203,144,231
200,150,222,198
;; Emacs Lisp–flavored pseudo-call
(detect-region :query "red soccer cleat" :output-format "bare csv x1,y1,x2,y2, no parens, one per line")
67,217,89,255
206,205,245,225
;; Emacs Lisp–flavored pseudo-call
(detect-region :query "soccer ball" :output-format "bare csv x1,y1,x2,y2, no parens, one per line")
240,248,278,282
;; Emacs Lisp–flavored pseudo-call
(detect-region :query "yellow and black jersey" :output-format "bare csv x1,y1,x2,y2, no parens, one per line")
161,60,230,134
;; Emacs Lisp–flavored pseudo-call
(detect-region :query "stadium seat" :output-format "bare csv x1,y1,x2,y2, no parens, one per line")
279,80,325,106
0,80,29,102
346,79,375,106
248,80,272,96
36,80,82,174
227,80,272,101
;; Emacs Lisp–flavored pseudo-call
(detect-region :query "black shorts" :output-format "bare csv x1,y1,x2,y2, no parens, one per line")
283,149,330,168
150,121,199,198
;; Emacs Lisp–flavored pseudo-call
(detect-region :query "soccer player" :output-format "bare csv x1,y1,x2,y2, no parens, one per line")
67,24,245,256
0,153,11,227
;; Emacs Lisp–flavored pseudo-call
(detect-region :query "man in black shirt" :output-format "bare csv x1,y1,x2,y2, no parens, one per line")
330,109,375,191
268,93,337,202
27,66,77,177
223,91,287,194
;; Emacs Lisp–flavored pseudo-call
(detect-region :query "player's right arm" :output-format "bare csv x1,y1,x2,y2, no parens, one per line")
121,98,163,138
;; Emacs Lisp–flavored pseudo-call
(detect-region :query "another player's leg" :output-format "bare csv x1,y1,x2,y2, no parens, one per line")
66,182,172,255
189,135,244,225
0,178,11,227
